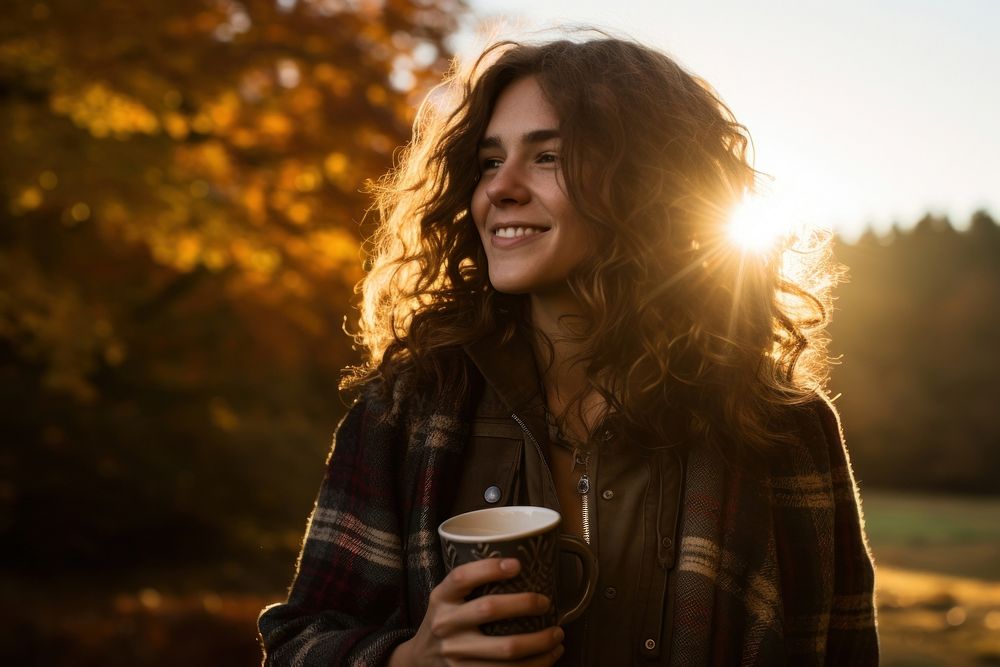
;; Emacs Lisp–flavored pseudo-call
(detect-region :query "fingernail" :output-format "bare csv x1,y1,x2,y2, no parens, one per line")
552,627,564,642
552,643,565,658
500,558,520,573
537,594,551,610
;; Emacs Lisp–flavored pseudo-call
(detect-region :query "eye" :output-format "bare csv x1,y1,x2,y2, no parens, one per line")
480,157,503,172
537,152,559,164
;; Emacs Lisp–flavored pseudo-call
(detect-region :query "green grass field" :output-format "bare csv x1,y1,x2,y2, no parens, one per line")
863,491,1000,667
864,491,1000,580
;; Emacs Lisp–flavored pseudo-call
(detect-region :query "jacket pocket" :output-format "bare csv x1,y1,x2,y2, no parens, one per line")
448,418,524,517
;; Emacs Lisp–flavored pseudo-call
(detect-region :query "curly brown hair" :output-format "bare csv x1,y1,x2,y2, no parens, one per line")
348,34,840,457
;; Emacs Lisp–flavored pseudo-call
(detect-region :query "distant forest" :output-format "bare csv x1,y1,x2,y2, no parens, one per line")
830,211,1000,496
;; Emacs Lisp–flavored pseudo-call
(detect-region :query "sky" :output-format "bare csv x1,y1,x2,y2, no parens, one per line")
456,0,1000,240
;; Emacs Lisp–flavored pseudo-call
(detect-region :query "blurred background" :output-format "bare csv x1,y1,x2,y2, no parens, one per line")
1,1,997,665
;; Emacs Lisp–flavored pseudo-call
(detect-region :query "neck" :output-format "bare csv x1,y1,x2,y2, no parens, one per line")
528,291,604,438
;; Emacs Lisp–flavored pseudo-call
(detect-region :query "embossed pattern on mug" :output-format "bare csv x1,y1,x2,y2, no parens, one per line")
461,531,557,635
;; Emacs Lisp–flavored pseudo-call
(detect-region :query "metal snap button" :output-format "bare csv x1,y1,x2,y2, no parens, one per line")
644,639,656,650
603,587,617,599
661,537,673,549
484,485,501,503
601,489,615,500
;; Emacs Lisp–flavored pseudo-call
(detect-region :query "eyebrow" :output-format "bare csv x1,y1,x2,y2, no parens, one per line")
478,128,560,151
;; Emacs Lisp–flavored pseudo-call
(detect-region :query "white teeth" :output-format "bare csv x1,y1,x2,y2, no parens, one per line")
495,226,543,238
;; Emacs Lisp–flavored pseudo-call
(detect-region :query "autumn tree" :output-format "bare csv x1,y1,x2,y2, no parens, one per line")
0,0,465,571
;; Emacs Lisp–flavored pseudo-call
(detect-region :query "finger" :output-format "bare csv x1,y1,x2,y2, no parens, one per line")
435,557,521,601
465,592,552,627
459,642,564,667
434,592,551,637
441,625,565,663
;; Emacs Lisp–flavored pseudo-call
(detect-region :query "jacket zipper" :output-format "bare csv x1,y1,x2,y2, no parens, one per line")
510,412,593,546
572,449,592,545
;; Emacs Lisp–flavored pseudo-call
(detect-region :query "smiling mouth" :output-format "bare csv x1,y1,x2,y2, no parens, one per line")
493,226,550,239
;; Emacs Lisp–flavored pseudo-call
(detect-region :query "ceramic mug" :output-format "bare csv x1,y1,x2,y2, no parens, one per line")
438,506,598,636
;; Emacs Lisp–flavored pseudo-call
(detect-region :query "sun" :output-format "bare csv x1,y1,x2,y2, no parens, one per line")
726,194,790,253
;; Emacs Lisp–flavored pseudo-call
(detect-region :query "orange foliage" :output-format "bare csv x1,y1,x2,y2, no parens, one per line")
1,0,465,401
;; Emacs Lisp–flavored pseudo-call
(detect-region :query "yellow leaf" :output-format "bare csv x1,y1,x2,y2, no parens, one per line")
192,113,213,134
324,152,348,177
287,202,312,225
163,112,189,139
70,202,91,222
243,185,266,224
206,91,239,130
18,187,43,210
175,235,201,270
295,168,321,192
198,141,231,179
203,247,229,271
232,128,257,148
259,111,291,139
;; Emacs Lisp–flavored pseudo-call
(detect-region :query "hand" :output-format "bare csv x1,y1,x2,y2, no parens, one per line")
390,558,565,666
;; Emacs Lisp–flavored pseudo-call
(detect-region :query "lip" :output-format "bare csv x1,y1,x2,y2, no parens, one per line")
490,231,549,250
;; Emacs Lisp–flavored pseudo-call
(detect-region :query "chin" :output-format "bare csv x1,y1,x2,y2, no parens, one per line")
488,274,536,295
490,283,531,295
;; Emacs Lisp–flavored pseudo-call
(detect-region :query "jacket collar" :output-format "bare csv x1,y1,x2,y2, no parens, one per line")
463,322,561,511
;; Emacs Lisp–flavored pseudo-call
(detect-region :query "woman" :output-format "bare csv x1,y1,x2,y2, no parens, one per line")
259,35,878,666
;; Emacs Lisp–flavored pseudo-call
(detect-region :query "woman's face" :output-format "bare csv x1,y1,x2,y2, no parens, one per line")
471,76,593,298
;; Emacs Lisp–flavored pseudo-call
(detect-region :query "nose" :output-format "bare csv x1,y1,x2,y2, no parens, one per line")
485,162,530,207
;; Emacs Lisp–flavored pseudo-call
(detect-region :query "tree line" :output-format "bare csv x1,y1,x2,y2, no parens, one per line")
830,211,1000,495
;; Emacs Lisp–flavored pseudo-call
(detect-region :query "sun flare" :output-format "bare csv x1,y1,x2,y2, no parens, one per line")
727,195,790,253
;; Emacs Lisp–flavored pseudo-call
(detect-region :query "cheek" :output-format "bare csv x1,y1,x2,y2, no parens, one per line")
550,195,594,259
470,184,489,232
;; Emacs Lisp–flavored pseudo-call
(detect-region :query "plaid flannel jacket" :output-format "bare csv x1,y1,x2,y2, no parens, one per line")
258,364,878,666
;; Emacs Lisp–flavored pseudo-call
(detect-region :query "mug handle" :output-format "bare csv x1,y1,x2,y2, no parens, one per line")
556,535,599,625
